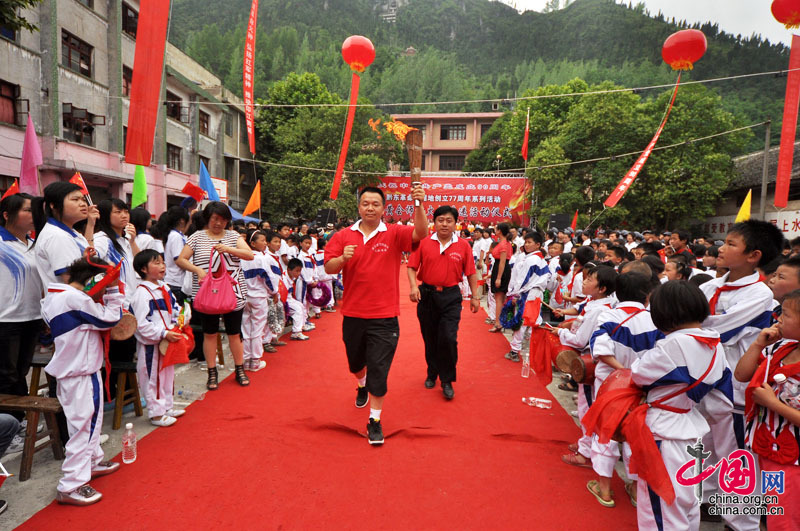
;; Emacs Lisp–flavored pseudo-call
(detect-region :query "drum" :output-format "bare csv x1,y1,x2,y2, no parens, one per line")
110,311,137,340
570,354,596,385
555,349,579,374
593,369,643,442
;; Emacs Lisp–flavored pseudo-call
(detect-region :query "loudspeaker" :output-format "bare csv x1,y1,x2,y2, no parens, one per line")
548,213,570,230
313,209,337,227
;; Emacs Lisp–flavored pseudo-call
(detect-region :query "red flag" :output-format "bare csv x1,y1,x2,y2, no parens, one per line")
243,0,258,155
19,115,42,195
570,210,578,231
242,181,261,216
1,179,19,200
520,108,530,162
69,172,89,196
522,298,542,327
125,0,170,165
604,74,681,208
775,35,800,208
181,181,206,202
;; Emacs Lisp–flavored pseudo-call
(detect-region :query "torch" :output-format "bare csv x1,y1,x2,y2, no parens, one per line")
405,129,423,207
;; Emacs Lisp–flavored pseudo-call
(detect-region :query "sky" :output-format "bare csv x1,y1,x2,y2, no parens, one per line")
514,0,795,47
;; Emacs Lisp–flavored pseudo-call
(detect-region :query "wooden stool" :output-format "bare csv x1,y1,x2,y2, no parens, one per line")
28,351,54,397
110,361,143,430
0,394,64,481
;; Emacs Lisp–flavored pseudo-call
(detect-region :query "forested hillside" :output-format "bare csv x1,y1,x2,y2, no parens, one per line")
169,0,790,153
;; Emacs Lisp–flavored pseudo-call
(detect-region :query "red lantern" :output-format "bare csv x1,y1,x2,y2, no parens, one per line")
342,35,375,73
661,29,707,71
772,0,800,29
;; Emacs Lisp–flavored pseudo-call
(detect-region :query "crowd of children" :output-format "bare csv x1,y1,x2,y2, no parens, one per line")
2,181,799,528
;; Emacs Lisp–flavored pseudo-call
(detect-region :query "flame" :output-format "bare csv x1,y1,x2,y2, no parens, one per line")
368,118,417,141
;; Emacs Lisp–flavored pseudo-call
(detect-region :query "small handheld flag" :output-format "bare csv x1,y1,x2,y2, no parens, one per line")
570,210,578,231
198,161,220,202
20,115,42,195
521,108,530,162
131,165,147,208
242,180,261,217
735,189,752,222
1,179,19,200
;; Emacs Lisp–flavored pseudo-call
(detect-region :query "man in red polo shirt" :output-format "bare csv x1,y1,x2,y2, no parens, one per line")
324,185,427,445
407,206,478,400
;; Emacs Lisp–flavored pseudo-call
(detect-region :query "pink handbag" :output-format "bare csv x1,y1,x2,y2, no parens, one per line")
193,249,238,314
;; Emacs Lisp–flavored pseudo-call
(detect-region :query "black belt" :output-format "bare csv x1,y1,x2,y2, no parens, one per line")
421,283,459,292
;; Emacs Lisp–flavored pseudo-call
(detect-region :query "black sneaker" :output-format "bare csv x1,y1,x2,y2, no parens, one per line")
367,418,384,445
355,386,369,408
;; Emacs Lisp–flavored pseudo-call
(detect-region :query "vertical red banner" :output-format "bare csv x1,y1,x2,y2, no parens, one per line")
604,73,681,208
775,35,800,208
243,0,258,155
124,0,170,166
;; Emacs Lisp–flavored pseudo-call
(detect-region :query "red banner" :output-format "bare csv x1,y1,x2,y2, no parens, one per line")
124,0,170,166
330,72,360,200
775,35,800,208
379,175,528,224
604,73,681,208
243,0,258,155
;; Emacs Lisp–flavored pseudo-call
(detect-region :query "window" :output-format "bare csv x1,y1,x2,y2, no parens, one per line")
123,126,127,152
199,156,210,172
62,103,100,146
165,91,182,121
240,115,247,140
421,155,426,171
481,124,492,138
122,66,133,97
122,3,138,38
225,114,233,136
199,110,210,136
0,80,19,125
0,25,16,41
440,124,466,141
167,144,182,171
225,157,235,180
76,0,94,8
61,30,92,77
439,155,465,171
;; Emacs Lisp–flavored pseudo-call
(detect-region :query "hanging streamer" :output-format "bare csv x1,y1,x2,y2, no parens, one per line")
604,74,681,208
243,0,258,155
124,0,170,166
775,34,800,208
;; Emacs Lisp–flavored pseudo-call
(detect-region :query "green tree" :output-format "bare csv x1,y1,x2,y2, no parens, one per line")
1,0,44,32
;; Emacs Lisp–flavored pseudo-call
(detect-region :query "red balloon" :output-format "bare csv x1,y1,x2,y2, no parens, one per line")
342,35,375,73
661,29,707,71
772,0,800,29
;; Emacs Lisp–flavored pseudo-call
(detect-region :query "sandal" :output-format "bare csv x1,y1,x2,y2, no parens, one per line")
235,364,250,386
586,480,615,508
561,452,593,468
206,366,219,391
489,326,503,333
558,381,579,392
567,443,578,453
625,481,637,507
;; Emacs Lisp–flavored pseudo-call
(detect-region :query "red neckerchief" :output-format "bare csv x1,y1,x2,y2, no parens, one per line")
531,250,544,258
708,274,765,314
140,283,175,399
269,251,283,274
567,266,582,294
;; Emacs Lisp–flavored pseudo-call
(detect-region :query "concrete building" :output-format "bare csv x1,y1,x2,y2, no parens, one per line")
701,141,800,240
0,0,255,215
389,112,503,173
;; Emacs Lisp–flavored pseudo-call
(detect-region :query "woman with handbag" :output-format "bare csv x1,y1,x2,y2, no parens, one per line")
176,202,254,390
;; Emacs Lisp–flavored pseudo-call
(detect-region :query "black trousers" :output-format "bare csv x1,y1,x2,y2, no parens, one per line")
0,320,43,420
417,285,462,384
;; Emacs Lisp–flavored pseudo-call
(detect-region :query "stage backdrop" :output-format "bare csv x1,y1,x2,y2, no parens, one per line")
378,175,528,224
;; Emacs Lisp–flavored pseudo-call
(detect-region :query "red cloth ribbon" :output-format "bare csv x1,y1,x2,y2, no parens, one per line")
529,326,563,386
708,275,765,315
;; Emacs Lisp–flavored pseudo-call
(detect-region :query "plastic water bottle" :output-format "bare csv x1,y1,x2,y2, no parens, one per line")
522,397,552,409
176,387,205,401
122,423,137,464
521,354,531,378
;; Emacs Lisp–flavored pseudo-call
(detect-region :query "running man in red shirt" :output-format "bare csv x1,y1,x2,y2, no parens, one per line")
407,206,479,400
324,185,427,445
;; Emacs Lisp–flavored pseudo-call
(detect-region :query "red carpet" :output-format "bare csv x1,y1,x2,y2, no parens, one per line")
20,270,637,530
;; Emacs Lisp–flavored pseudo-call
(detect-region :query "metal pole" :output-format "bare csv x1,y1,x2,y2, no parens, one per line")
759,120,772,220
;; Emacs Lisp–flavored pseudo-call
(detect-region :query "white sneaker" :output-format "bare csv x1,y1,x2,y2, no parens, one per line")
302,323,315,332
165,408,186,418
150,415,177,427
247,360,266,372
291,333,309,341
99,434,109,445
6,434,24,454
